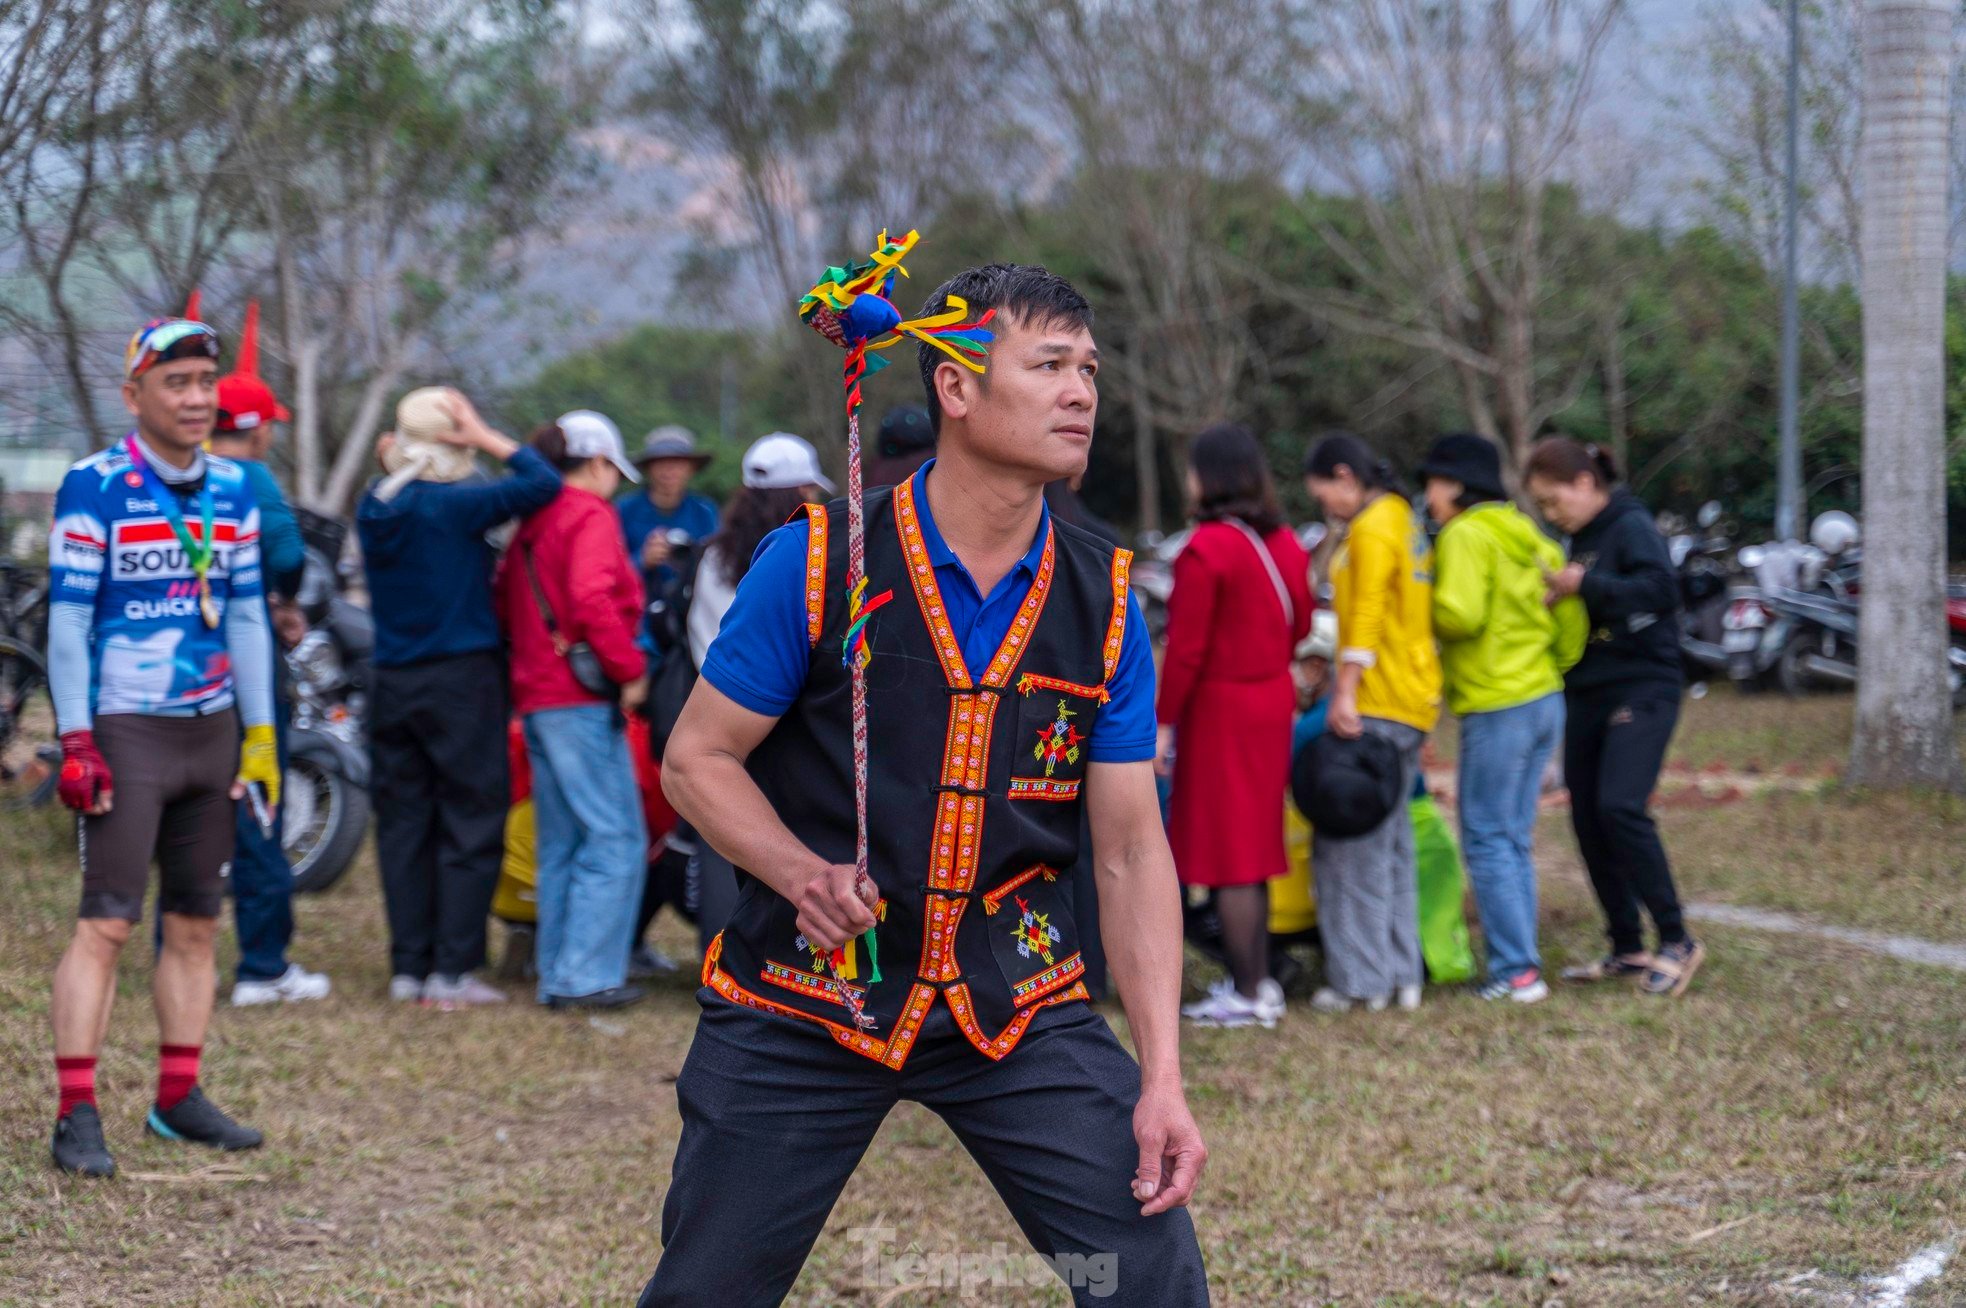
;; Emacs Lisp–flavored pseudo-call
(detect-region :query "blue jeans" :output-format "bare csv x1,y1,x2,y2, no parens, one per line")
232,696,294,982
1457,691,1564,983
523,704,647,1001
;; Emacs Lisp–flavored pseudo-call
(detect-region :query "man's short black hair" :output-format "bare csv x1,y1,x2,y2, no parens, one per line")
916,263,1093,435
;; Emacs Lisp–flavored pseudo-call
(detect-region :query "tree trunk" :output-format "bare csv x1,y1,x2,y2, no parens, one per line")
1497,297,1537,472
317,363,404,514
276,245,324,506
1601,305,1629,474
1848,0,1964,790
1124,347,1160,534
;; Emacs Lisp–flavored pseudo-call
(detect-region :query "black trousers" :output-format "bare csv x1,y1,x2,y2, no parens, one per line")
640,996,1210,1307
369,650,510,979
1563,686,1687,956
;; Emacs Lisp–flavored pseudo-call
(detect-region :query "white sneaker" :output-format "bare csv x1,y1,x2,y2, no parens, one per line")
1396,983,1423,1011
389,974,425,1003
1311,986,1393,1014
1255,977,1286,1023
1181,979,1278,1029
421,973,508,1010
231,964,332,1007
1477,970,1551,1004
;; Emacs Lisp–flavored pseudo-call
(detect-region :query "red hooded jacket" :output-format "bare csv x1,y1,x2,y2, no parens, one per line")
495,484,645,715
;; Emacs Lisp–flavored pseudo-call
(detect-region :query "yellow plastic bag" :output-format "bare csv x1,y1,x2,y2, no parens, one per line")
1272,805,1318,934
493,798,538,924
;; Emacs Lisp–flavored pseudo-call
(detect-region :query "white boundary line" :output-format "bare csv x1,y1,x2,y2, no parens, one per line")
1860,1238,1955,1307
1685,903,1966,973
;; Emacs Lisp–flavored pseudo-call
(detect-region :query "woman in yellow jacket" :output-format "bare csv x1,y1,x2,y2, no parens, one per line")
1421,434,1587,1007
1303,432,1441,1013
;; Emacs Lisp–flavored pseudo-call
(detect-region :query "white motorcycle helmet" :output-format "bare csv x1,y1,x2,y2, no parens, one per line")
1809,510,1859,557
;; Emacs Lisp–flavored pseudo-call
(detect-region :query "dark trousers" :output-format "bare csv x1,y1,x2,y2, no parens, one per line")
231,687,293,982
1564,686,1687,956
690,844,740,954
640,998,1209,1307
370,650,510,979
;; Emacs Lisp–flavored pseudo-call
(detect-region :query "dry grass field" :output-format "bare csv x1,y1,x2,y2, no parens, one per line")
1,690,1961,1306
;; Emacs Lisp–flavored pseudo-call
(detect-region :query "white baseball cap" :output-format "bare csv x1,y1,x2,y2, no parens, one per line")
743,432,835,493
558,410,641,483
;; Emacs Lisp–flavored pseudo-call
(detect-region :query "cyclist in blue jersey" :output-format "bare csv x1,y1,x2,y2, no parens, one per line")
44,317,282,1178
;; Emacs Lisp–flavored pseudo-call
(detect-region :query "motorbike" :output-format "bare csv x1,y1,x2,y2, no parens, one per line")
1755,511,1966,708
283,517,374,893
1767,584,1966,707
1667,502,1739,683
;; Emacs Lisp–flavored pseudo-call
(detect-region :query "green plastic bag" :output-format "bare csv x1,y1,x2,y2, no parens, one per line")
1410,794,1477,984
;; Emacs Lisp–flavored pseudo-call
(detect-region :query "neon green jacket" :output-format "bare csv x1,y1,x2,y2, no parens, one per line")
1431,502,1588,716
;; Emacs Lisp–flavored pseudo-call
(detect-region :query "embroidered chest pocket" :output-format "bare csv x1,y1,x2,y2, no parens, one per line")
1007,673,1106,801
982,865,1085,1007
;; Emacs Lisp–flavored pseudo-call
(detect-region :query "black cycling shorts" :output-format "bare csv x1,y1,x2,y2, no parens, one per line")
78,711,238,921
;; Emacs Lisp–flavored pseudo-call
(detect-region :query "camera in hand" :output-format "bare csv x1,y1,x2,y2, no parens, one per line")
643,529,700,655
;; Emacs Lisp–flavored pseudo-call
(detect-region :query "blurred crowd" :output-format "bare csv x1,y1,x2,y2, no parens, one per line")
344,390,1702,1022
39,306,1707,1181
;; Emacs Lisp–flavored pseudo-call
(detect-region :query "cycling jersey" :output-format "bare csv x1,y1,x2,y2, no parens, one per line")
48,436,265,723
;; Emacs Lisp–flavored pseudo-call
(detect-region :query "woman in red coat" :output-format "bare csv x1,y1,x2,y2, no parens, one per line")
493,411,652,1009
1157,424,1313,1028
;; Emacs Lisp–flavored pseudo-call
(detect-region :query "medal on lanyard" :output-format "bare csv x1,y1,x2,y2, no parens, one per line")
124,435,219,628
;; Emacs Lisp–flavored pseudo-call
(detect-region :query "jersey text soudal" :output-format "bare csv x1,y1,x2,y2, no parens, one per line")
48,444,263,717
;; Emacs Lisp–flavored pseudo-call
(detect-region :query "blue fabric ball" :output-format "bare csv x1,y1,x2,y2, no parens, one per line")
838,294,901,343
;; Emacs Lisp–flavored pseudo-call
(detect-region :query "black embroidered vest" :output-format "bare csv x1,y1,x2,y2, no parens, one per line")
702,477,1133,1068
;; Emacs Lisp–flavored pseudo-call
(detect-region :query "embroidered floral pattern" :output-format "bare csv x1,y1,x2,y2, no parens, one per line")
1010,953,1084,1004
804,504,830,647
1011,895,1062,965
1008,777,1080,802
762,959,868,1007
1102,548,1133,681
1030,699,1083,777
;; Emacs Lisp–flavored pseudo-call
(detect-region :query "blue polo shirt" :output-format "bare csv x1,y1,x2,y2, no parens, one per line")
701,461,1155,763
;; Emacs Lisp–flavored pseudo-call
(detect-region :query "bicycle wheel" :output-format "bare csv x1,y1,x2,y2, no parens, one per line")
0,636,59,808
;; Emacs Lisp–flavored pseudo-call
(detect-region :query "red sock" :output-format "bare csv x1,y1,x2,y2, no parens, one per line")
156,1044,200,1111
56,1056,97,1118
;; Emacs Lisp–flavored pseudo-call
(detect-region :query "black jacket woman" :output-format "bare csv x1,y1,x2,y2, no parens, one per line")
1524,436,1703,998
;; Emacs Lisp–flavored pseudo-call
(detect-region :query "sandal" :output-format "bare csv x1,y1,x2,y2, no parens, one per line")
1639,939,1705,997
1560,953,1652,983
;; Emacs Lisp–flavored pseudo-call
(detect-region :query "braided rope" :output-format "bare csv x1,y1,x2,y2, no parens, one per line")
833,344,878,1031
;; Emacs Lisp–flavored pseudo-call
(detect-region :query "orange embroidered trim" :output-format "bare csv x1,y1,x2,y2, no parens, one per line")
706,949,938,1069
983,530,1054,690
1102,548,1133,682
981,863,1060,914
892,477,1068,1030
1008,777,1079,802
803,504,830,647
1015,672,1110,703
1009,952,1084,1005
893,475,1057,693
894,479,969,687
761,959,867,1007
945,979,1091,1061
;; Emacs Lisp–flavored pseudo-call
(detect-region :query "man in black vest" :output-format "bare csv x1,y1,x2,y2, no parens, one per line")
647,264,1208,1305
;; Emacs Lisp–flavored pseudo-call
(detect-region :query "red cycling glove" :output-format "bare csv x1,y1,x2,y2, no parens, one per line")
57,730,113,812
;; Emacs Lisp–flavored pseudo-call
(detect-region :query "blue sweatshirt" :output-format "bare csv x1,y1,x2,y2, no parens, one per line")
357,447,560,668
236,459,305,597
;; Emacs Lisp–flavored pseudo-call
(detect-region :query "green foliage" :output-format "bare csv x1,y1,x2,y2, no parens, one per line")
517,175,1966,548
503,325,809,502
